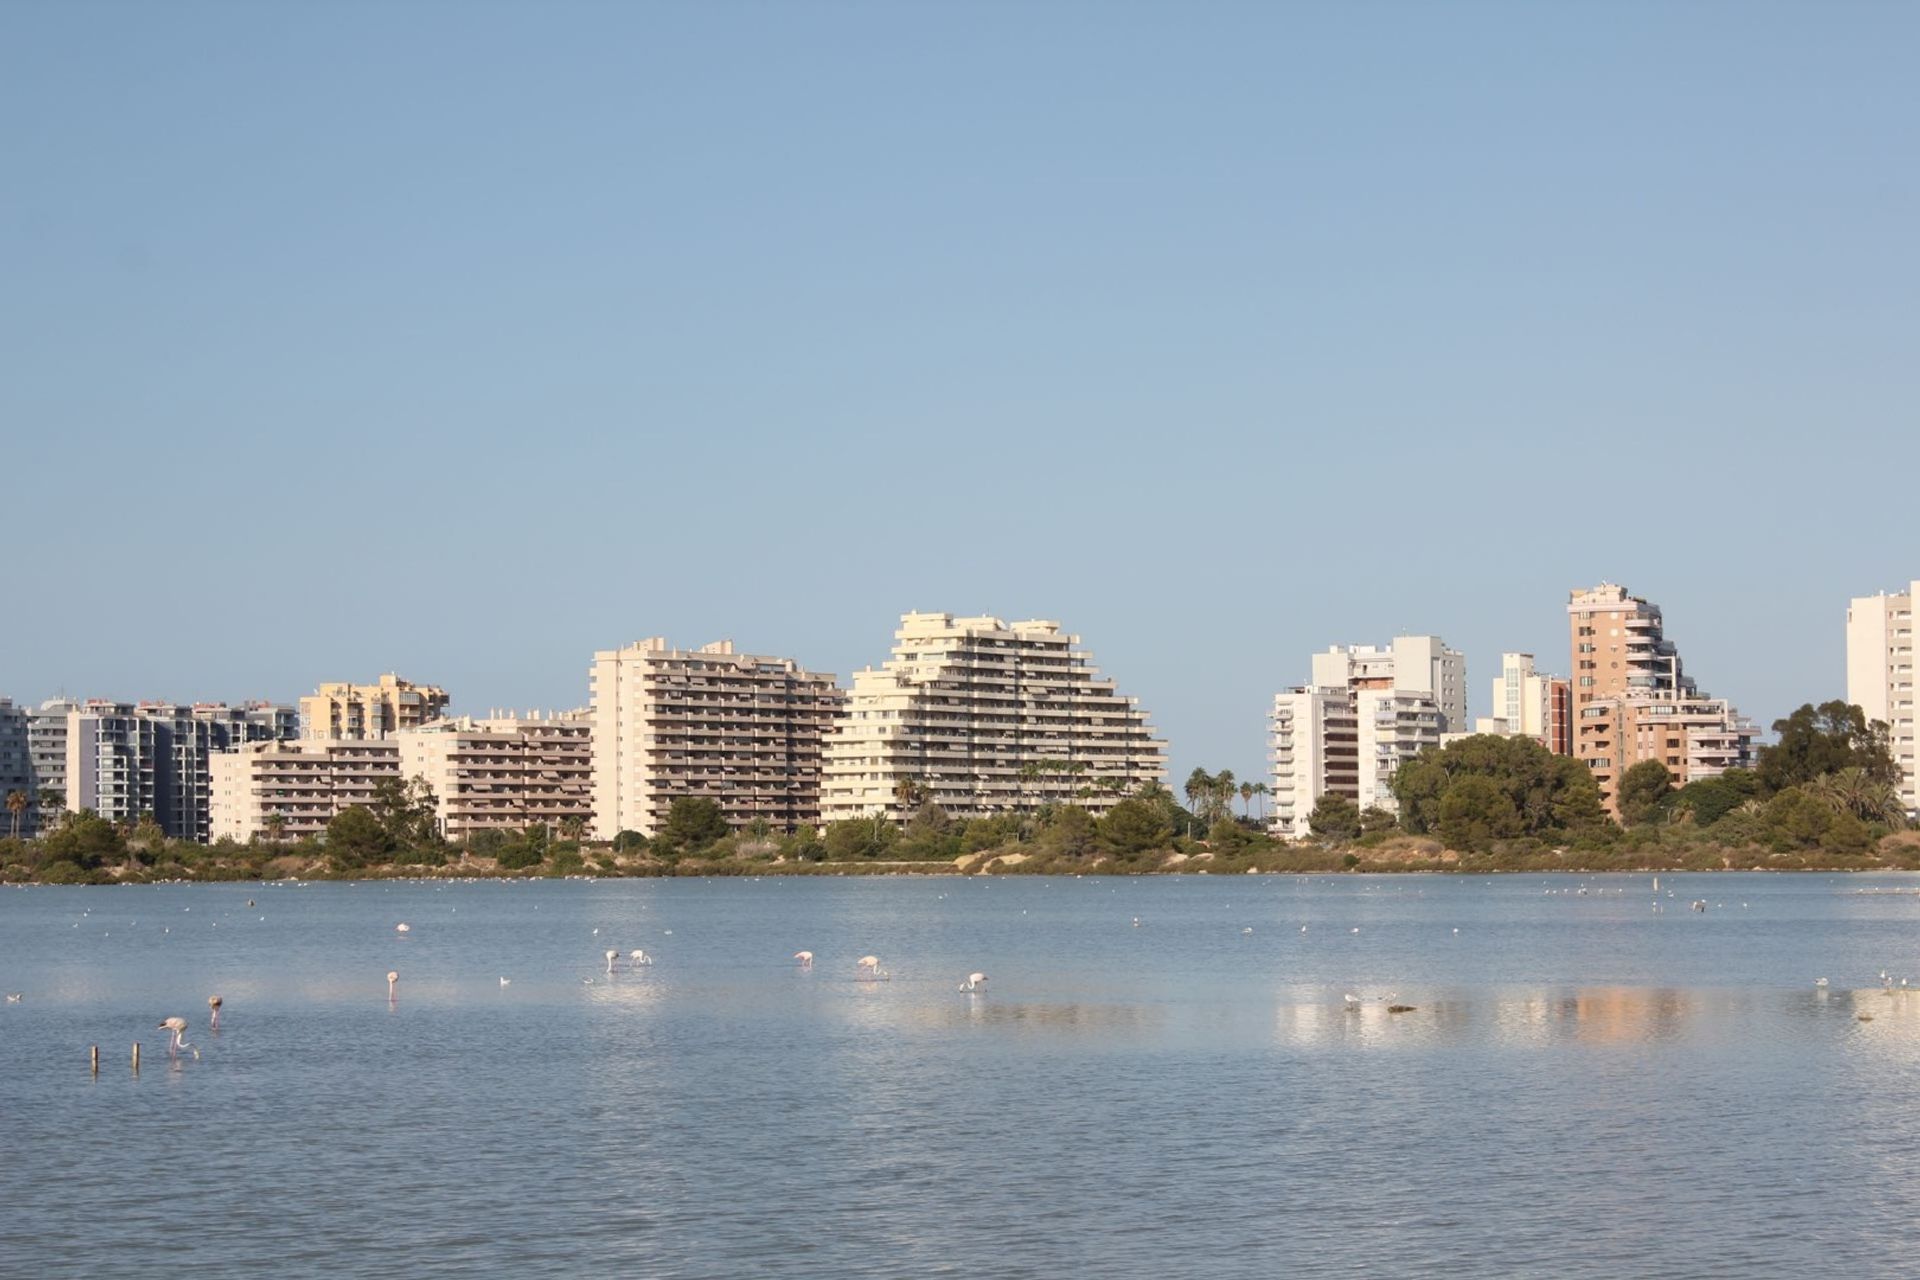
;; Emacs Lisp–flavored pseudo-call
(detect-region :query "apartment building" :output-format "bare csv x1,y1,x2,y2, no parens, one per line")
1310,637,1469,735
1568,583,1756,814
27,698,76,827
1474,652,1573,756
0,699,30,837
57,700,298,840
300,674,450,741
398,711,594,840
590,640,844,839
1269,636,1463,839
1269,688,1356,839
820,613,1166,823
209,738,402,842
1846,579,1919,814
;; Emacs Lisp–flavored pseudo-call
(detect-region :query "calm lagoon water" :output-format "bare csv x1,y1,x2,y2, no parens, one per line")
5,872,1920,1278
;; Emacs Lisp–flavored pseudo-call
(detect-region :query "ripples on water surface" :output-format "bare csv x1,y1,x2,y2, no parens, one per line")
5,873,1920,1277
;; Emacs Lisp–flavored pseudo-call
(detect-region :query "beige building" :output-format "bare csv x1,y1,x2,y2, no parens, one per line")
1269,688,1357,839
1270,635,1458,839
300,674,450,740
589,640,844,839
397,712,594,840
209,738,402,842
1568,583,1756,814
1475,652,1574,756
1846,580,1918,813
821,612,1166,822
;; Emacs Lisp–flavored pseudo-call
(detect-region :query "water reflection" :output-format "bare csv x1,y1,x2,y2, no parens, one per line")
1269,985,1920,1051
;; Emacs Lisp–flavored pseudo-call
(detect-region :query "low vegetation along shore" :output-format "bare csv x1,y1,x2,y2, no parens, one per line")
4,702,1913,884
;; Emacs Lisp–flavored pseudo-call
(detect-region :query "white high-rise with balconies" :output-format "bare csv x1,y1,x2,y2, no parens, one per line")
398,711,595,840
1847,579,1919,815
821,613,1166,822
589,639,844,840
1270,635,1463,839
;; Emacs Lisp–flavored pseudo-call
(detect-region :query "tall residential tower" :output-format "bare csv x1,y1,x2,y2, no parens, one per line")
1846,579,1918,814
1270,635,1463,838
821,613,1166,822
589,639,843,840
1567,583,1756,814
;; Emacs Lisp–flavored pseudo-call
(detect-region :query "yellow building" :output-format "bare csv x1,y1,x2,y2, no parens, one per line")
299,674,450,740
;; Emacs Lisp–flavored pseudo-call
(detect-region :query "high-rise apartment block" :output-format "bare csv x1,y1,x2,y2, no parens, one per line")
60,701,298,841
1568,583,1756,814
300,674,450,740
820,613,1166,822
0,698,31,836
589,640,844,840
1474,652,1573,756
1846,579,1919,814
1269,635,1463,838
26,699,75,829
209,738,403,843
398,711,594,840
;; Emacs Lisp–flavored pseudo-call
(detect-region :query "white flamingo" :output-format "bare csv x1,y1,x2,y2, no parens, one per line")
396,923,411,933
158,1016,197,1059
630,949,653,967
207,995,223,1028
605,949,618,974
793,950,813,968
387,970,399,999
960,972,987,992
857,955,889,981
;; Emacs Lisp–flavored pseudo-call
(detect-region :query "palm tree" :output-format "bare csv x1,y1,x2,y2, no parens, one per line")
35,786,64,832
263,812,287,845
559,816,586,845
1811,767,1907,827
4,790,25,840
1253,782,1270,823
1212,770,1236,825
893,776,929,817
1184,768,1212,830
1239,781,1254,819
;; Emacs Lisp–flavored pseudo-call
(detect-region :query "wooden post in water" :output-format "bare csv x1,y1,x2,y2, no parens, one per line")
90,1045,99,1074
132,1042,141,1073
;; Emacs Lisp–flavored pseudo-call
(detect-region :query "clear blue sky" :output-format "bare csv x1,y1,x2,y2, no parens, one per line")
4,2,1916,786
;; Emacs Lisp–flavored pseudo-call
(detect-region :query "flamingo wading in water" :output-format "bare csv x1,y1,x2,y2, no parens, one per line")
630,949,652,967
158,1017,198,1059
857,955,889,981
960,972,987,992
793,951,813,969
207,995,223,1028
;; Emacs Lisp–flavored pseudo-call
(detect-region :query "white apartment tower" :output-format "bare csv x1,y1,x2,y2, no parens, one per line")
209,738,402,843
820,613,1167,821
1847,580,1919,814
398,712,595,840
589,639,844,840
1270,635,1462,839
